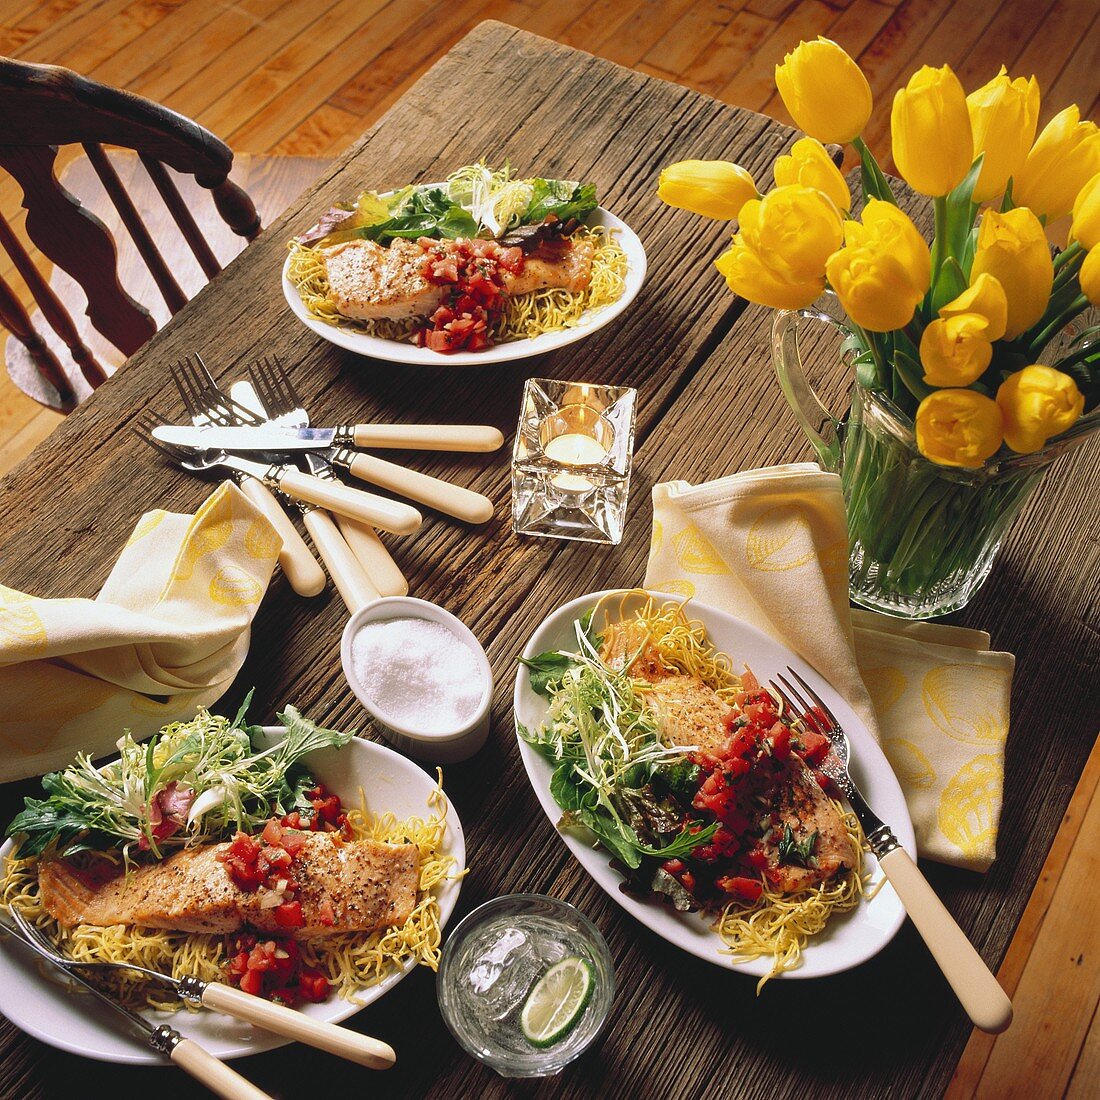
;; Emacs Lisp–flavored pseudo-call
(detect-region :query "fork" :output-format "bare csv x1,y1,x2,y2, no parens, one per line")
769,666,1013,1034
133,411,423,536
3,906,396,1069
170,357,326,599
172,357,382,610
248,356,495,525
245,359,407,599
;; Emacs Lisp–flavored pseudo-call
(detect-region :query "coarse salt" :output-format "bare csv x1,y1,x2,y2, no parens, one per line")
350,617,485,734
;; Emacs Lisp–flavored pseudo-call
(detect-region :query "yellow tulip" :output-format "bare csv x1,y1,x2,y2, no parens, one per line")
715,239,823,309
657,160,758,220
966,67,1040,203
774,37,872,144
891,64,973,196
939,273,1008,342
996,364,1085,453
915,390,1004,468
1070,172,1100,250
845,199,932,288
919,315,993,387
970,208,1053,338
826,247,922,332
738,185,844,283
1014,105,1100,219
773,137,851,211
1080,245,1100,305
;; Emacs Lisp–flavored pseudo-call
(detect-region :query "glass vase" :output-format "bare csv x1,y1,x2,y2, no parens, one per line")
772,296,1100,619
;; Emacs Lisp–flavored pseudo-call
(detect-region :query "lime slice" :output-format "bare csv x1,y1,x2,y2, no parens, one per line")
520,956,595,1048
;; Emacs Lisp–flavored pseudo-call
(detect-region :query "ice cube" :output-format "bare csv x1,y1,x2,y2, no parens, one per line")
465,926,542,1021
468,927,527,994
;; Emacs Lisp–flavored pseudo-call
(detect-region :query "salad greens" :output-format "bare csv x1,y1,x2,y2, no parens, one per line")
519,614,717,871
5,695,353,861
298,163,598,249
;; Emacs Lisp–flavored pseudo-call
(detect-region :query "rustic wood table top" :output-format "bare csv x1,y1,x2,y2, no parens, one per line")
1,21,1098,1100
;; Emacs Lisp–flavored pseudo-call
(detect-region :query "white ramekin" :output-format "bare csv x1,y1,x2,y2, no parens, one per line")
340,596,493,763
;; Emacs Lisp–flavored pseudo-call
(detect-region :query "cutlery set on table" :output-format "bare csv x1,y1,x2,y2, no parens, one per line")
136,355,504,611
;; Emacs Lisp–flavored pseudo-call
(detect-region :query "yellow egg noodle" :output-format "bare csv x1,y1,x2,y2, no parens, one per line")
593,593,873,988
287,224,628,345
0,775,463,1013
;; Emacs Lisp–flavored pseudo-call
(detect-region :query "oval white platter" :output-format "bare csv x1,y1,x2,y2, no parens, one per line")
281,205,647,366
0,728,465,1064
514,589,915,981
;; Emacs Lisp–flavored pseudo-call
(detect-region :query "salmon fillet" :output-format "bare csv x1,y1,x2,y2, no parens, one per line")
599,619,854,892
323,238,445,322
323,237,594,322
38,833,420,936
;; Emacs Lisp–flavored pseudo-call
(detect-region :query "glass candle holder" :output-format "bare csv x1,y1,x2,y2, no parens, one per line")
511,378,637,544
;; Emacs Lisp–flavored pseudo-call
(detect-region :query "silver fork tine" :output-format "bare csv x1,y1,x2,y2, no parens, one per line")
169,360,205,419
776,673,829,735
9,906,66,963
269,355,304,414
249,356,291,417
788,667,842,730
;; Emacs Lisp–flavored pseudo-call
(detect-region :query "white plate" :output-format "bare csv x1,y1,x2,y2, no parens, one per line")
0,728,465,1064
281,205,647,366
514,589,914,981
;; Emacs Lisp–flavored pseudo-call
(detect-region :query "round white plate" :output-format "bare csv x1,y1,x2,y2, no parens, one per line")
0,728,465,1064
281,205,647,366
514,589,914,981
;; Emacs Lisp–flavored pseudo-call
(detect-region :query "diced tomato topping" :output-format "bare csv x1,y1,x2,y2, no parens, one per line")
798,729,831,765
298,969,331,1003
239,969,264,997
717,876,763,903
318,899,336,927
274,900,304,929
769,723,791,761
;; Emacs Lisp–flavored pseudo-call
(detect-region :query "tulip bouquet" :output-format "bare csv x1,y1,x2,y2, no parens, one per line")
658,39,1100,617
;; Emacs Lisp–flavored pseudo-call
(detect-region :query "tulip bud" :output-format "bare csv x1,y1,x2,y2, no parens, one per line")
657,160,758,220
1014,105,1100,220
846,198,932,282
773,137,851,212
1070,172,1100,251
919,315,993,387
826,246,922,332
715,239,823,309
1080,245,1100,306
939,273,1009,342
891,64,974,197
970,208,1053,338
966,67,1040,204
738,185,843,284
774,38,872,145
915,389,1004,468
996,364,1085,453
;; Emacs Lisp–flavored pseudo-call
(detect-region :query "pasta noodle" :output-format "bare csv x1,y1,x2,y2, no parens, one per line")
287,224,628,345
0,777,463,1013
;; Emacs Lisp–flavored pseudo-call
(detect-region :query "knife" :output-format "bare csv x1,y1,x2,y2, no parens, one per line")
153,423,503,453
155,425,496,525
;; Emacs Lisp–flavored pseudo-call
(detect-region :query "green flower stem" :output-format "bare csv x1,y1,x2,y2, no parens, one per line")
1054,240,1084,272
1030,293,1089,355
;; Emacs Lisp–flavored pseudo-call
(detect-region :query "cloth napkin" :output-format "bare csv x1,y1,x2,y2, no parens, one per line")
643,463,1014,871
0,481,281,782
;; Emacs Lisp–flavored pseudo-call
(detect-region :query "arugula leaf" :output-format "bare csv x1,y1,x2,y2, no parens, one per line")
778,824,819,867
523,179,598,224
637,822,719,860
519,651,573,698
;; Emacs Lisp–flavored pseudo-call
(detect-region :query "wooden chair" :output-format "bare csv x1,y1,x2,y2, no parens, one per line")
0,57,332,412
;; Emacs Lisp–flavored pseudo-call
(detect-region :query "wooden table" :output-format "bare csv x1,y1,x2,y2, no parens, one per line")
1,21,1097,1100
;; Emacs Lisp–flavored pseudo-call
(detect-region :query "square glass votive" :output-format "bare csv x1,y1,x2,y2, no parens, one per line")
511,377,637,545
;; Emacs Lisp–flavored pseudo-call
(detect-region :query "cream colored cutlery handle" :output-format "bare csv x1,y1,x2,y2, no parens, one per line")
238,476,326,597
345,453,493,525
170,1038,274,1100
302,509,380,612
352,423,504,452
334,514,408,596
201,983,395,1069
274,467,422,535
879,847,1012,1033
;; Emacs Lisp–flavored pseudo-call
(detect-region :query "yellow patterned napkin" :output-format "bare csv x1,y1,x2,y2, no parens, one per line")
644,462,1013,871
0,481,281,782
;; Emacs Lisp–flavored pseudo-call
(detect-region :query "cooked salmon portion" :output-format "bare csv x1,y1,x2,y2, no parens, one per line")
600,621,732,755
323,238,445,322
38,833,420,936
757,758,856,892
503,239,594,296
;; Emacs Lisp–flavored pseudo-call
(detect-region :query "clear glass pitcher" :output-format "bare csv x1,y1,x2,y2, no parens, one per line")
772,295,1100,619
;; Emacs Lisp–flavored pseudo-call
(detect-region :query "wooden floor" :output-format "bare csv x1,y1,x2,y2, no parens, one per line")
0,1,1097,1095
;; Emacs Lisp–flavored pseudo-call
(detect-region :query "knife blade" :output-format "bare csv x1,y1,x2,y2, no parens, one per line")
154,423,336,451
